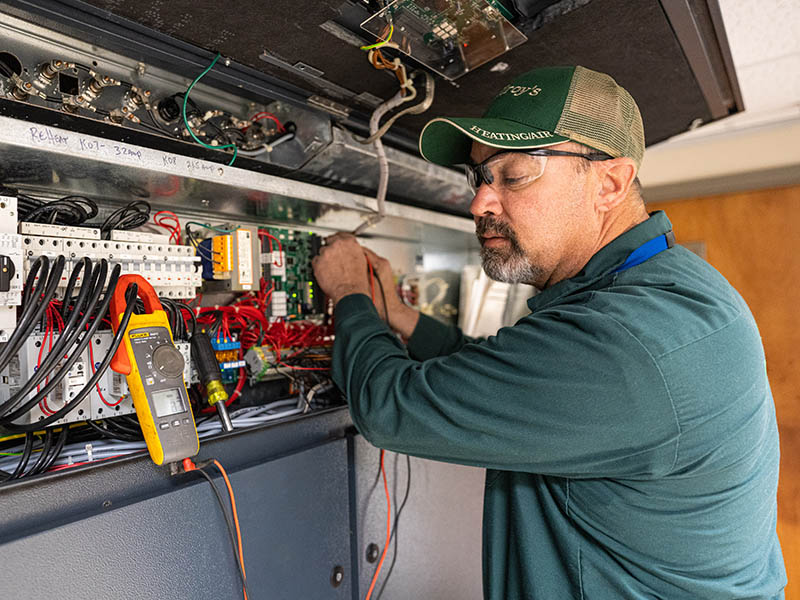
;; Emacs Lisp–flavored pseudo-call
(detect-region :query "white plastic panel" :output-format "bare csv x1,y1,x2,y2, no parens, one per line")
0,196,23,342
21,235,201,299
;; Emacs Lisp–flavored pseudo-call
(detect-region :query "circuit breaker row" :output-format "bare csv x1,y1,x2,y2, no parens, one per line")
0,331,195,427
21,226,201,299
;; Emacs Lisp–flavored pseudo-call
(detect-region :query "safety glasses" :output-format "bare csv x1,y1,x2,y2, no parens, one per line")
464,149,612,194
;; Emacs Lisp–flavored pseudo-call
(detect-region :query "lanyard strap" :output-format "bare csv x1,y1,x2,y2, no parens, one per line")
612,231,675,274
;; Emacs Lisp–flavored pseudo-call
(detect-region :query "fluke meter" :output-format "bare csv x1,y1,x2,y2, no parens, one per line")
109,274,199,466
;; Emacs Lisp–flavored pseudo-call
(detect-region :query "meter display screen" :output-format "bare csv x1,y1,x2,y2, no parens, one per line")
151,387,188,418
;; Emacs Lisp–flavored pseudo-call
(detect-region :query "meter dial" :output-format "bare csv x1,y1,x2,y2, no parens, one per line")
152,344,185,379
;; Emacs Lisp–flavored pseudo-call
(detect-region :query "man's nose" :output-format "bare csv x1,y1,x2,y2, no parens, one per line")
470,183,503,219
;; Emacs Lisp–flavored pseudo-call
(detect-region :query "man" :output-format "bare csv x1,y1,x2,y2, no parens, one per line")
312,66,786,599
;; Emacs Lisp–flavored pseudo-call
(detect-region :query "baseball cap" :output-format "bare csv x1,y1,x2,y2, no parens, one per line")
419,65,645,171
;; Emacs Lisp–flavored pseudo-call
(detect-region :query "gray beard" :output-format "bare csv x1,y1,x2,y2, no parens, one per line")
476,216,542,284
481,245,542,284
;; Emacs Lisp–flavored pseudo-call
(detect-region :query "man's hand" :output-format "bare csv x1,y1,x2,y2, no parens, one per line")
311,233,371,304
362,247,420,339
312,234,421,338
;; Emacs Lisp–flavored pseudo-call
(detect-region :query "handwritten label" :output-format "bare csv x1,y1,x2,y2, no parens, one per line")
29,126,68,146
185,159,215,174
162,155,177,166
79,138,106,152
112,144,142,160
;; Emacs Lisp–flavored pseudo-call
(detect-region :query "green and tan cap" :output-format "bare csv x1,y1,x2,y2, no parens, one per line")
419,65,645,171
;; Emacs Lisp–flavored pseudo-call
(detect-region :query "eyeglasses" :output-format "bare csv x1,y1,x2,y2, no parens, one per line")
464,149,612,194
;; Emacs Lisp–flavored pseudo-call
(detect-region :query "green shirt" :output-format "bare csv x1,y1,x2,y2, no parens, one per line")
332,212,785,599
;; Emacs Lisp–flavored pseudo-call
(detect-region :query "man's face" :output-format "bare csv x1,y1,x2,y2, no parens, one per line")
469,141,595,288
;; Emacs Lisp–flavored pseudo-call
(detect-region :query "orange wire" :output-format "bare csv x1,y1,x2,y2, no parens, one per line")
365,449,391,600
213,459,248,600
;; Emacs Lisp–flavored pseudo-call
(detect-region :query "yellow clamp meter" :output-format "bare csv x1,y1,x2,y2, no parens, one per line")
110,275,199,466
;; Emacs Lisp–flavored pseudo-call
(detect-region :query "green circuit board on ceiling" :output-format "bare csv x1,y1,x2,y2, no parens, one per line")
360,0,526,80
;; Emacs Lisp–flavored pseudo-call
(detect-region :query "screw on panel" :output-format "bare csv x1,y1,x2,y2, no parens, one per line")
330,565,344,588
365,543,380,563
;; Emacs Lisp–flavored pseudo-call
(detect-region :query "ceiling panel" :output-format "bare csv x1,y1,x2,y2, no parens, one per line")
73,0,724,146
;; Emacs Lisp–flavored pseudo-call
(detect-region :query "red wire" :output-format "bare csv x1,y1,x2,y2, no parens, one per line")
153,210,181,244
258,230,283,267
250,112,285,132
48,454,126,471
88,338,125,407
37,305,54,416
365,449,391,600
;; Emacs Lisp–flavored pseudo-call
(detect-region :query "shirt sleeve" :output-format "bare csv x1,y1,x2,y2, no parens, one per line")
406,312,478,360
332,293,680,479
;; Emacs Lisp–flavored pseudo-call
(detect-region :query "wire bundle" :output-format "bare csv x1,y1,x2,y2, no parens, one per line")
0,401,302,478
17,193,99,226
99,200,151,238
153,210,181,244
0,258,139,432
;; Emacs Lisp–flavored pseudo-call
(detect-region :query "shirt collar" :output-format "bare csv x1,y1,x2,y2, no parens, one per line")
527,211,673,311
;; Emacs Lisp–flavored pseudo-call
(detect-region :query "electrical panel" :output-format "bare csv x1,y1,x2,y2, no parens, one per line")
0,331,193,427
0,195,23,343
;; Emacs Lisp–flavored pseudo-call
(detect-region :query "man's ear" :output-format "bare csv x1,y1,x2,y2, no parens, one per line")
595,158,637,213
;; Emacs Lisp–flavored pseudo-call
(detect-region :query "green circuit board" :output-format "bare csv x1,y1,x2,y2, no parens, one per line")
260,226,324,318
361,0,526,80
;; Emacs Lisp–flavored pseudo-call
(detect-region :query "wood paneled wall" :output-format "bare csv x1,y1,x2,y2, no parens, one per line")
648,184,800,596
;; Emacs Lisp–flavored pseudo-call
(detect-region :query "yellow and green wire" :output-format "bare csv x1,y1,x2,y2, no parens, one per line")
361,23,394,51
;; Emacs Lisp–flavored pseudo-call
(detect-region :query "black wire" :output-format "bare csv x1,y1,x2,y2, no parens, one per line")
178,302,197,338
2,270,133,431
104,417,143,439
98,201,150,238
19,254,46,308
60,257,91,320
117,414,141,429
26,429,53,477
38,426,69,473
146,109,173,133
372,267,389,323
194,467,251,598
84,419,142,442
19,194,98,226
375,453,412,600
0,258,98,418
5,432,34,481
136,119,172,136
0,56,15,78
0,255,64,373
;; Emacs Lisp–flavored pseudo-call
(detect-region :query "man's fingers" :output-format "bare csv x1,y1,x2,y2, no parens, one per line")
325,232,356,245
363,247,390,275
362,247,386,267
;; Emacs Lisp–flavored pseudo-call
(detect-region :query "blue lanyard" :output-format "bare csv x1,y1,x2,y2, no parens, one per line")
612,231,675,274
